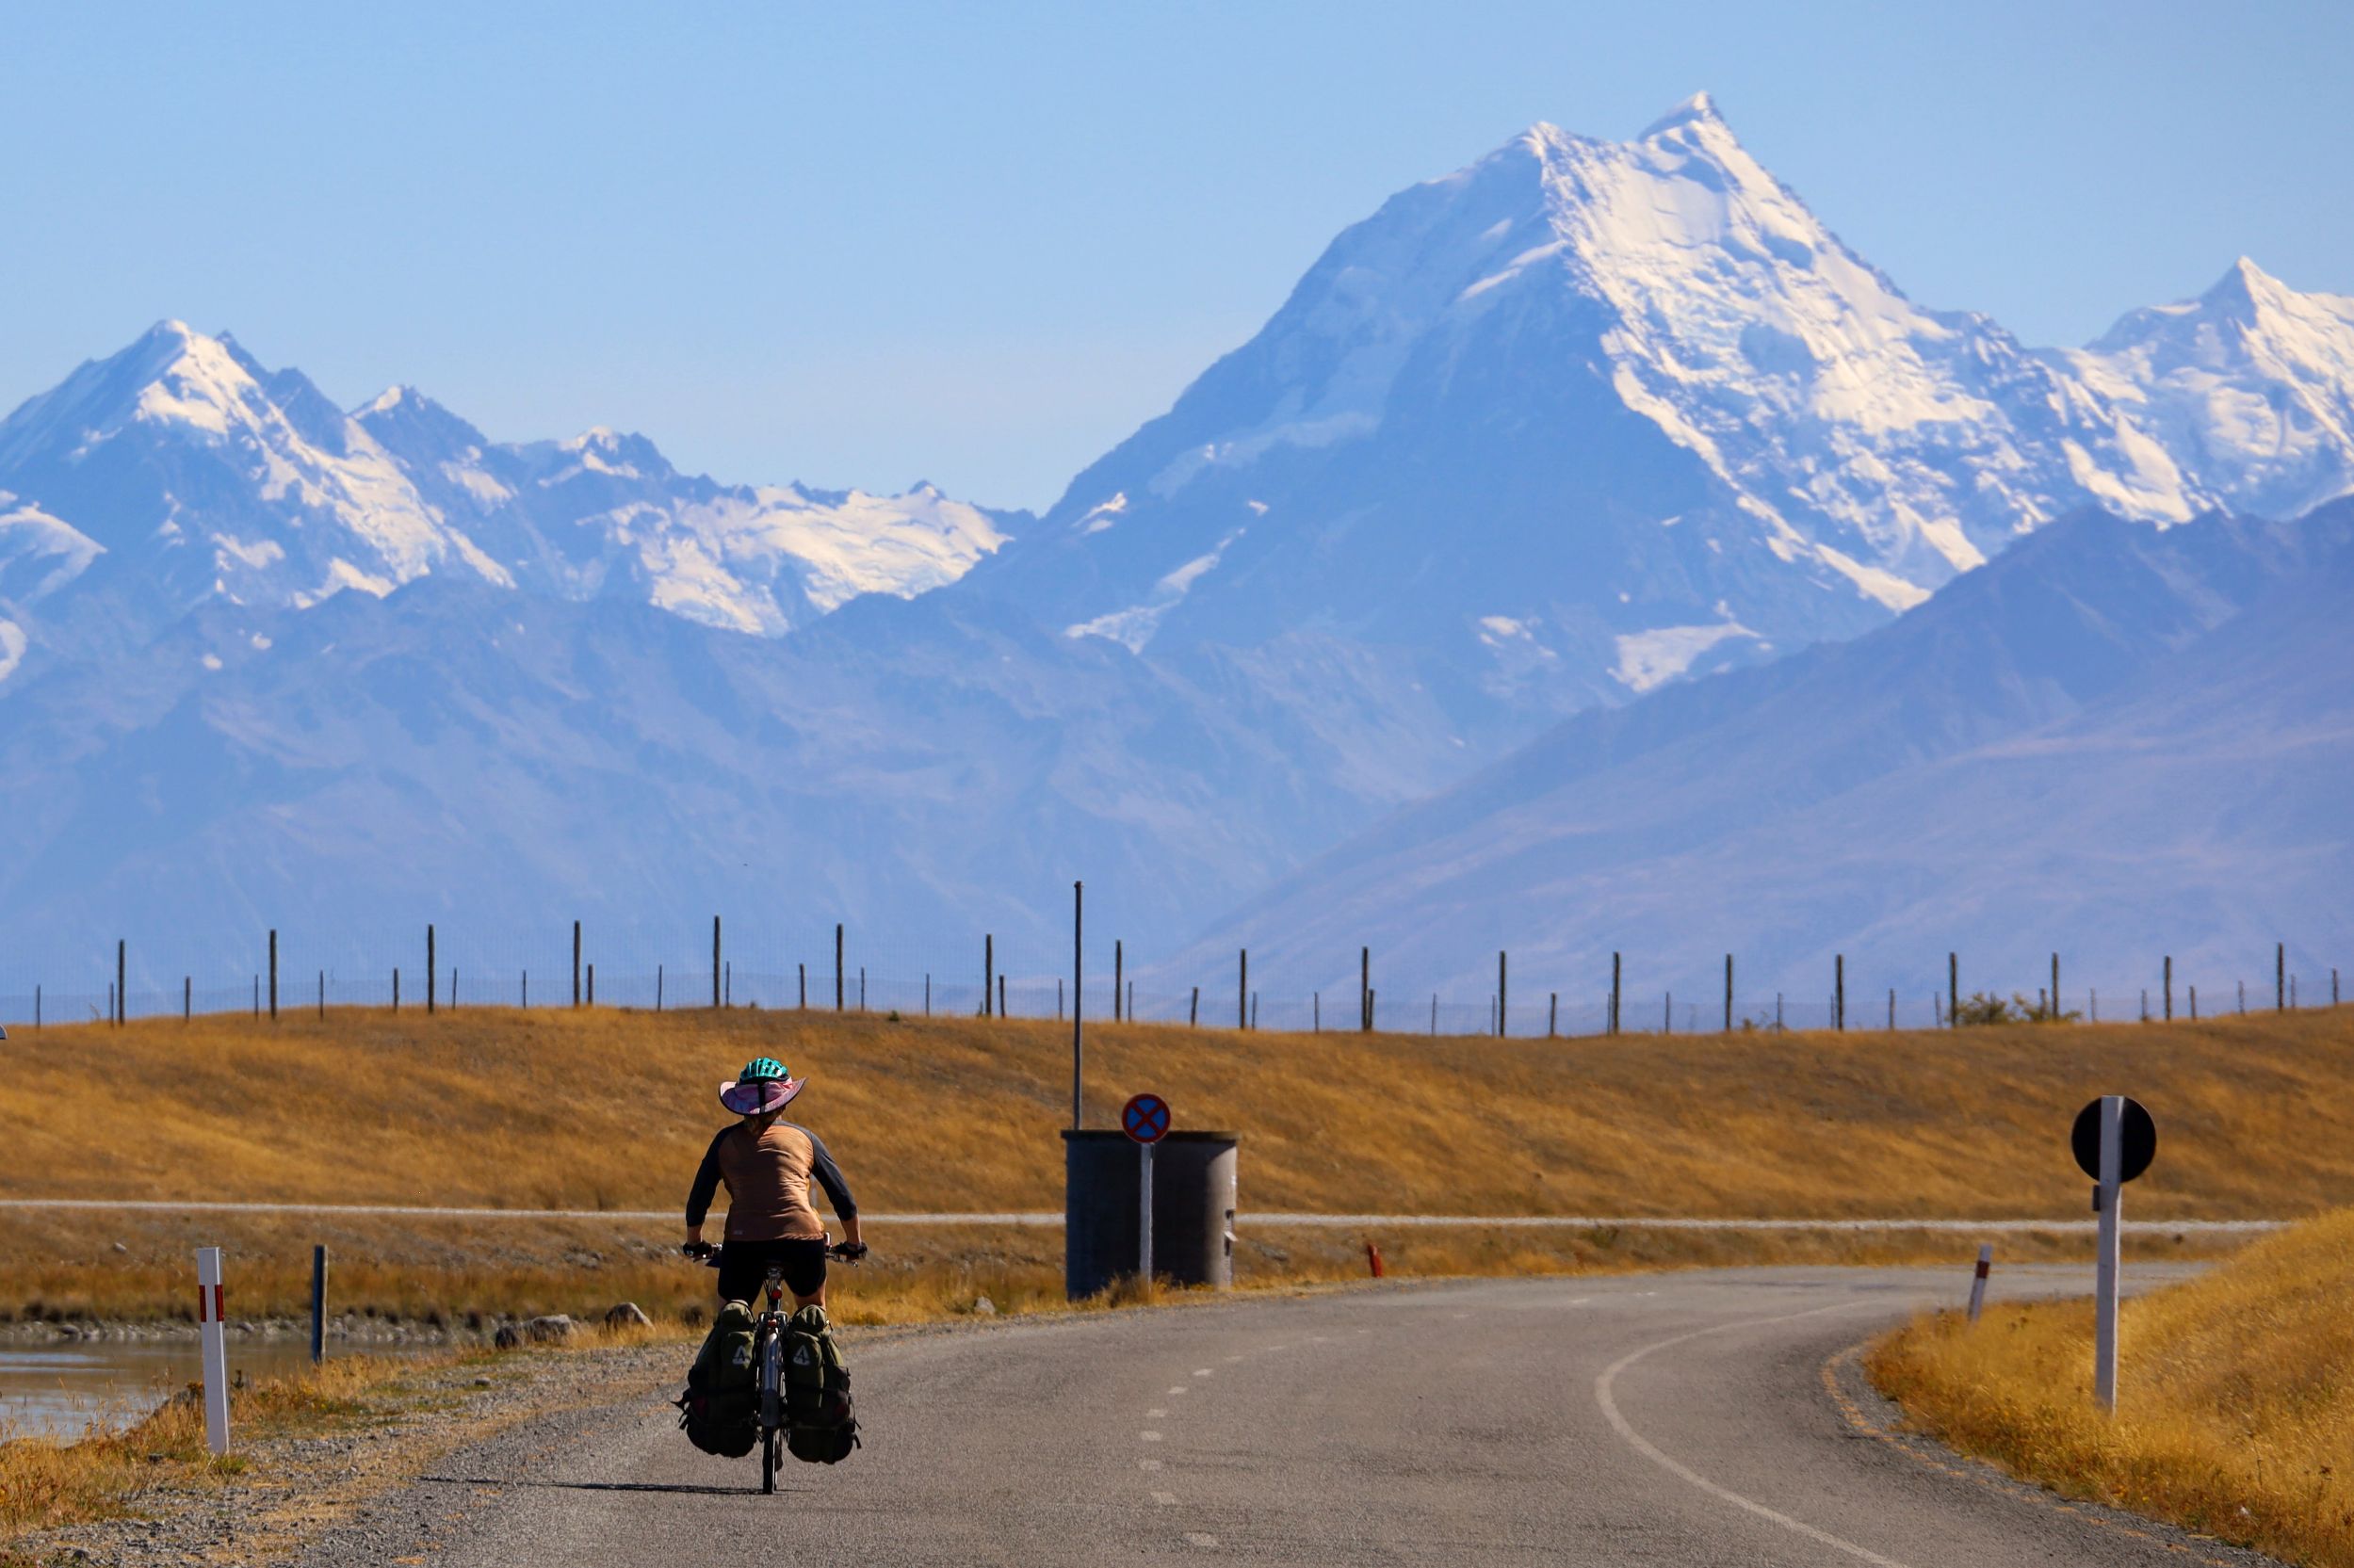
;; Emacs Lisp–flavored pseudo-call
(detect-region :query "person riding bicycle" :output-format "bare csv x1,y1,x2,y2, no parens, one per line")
683,1058,864,1308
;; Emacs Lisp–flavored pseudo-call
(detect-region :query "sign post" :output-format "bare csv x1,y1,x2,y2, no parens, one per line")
2070,1094,2156,1414
1965,1242,1992,1324
196,1247,231,1455
1122,1092,1172,1285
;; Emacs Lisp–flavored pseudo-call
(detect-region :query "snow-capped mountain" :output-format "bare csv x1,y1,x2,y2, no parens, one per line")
2054,258,2354,523
964,96,2350,759
354,386,1008,633
0,321,1017,687
3,95,2351,995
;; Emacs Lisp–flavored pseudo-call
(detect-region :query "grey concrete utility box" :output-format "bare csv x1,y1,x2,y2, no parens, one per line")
1062,1129,1237,1300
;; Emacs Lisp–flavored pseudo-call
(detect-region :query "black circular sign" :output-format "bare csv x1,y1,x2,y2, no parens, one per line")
2070,1096,2156,1183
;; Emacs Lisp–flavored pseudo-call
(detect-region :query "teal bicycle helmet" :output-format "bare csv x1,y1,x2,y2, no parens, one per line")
720,1057,804,1115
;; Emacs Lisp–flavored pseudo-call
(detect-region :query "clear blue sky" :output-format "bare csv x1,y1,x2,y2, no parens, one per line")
4,1,2348,511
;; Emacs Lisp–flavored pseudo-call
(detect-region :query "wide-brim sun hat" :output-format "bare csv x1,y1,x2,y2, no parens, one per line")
719,1073,805,1116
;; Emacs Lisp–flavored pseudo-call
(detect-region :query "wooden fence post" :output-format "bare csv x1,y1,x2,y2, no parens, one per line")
1948,952,1958,1029
1497,950,1507,1037
1113,940,1123,1021
1360,946,1371,1032
426,925,437,1015
1724,954,1733,1033
572,921,581,1008
836,924,844,1012
2164,955,2172,1021
1239,949,1247,1031
268,929,279,1021
1190,986,1198,1026
984,933,994,1018
1550,992,1557,1038
1835,953,1844,1031
2278,943,2286,1012
713,916,722,1010
1610,952,1621,1036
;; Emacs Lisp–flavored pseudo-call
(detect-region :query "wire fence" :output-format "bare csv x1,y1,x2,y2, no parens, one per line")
1,917,2344,1042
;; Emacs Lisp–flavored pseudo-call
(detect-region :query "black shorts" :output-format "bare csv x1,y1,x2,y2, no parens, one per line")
716,1237,828,1303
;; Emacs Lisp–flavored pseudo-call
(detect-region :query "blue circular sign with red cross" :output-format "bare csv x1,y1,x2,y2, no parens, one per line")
1122,1092,1171,1144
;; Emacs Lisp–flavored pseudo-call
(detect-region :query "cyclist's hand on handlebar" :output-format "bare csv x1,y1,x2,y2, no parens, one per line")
830,1241,868,1262
681,1240,717,1261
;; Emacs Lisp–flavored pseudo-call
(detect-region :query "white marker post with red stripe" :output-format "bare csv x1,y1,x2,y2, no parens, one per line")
196,1247,230,1455
1965,1242,1992,1323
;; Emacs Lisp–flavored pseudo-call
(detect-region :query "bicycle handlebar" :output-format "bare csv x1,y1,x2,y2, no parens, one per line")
681,1240,867,1265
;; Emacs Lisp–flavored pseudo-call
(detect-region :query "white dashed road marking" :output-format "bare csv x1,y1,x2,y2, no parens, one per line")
1184,1532,1219,1548
1141,1431,1163,1442
1147,1408,1167,1418
1151,1491,1178,1506
1138,1457,1163,1471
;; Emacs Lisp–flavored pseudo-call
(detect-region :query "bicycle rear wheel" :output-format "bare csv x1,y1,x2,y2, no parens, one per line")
761,1427,777,1494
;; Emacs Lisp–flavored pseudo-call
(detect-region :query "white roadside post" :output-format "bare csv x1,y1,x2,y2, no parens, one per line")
2094,1094,2122,1414
2070,1092,2152,1416
196,1246,231,1455
1965,1242,1992,1324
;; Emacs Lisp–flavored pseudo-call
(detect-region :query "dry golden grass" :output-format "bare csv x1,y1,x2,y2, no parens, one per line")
8,1003,2351,1213
0,1346,437,1544
1,1004,2347,1322
1868,1206,2354,1567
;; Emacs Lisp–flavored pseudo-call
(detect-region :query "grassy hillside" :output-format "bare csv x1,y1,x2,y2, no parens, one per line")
1870,1205,2354,1567
6,1004,2350,1215
2,1004,2349,1323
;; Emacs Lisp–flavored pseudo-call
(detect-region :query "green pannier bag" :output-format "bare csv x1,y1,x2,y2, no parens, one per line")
675,1300,759,1458
781,1303,860,1463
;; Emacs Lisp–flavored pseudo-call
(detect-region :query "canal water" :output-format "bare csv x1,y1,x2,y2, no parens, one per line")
0,1338,429,1441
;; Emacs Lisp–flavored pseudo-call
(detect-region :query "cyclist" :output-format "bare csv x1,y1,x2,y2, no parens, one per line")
683,1058,865,1307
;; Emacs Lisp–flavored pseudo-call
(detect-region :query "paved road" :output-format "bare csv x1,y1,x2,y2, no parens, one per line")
300,1267,2279,1567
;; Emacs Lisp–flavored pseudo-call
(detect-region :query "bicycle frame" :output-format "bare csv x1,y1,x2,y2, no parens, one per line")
755,1265,787,1492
